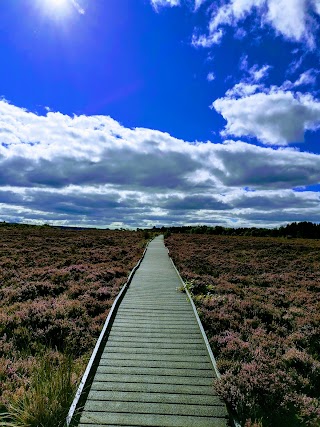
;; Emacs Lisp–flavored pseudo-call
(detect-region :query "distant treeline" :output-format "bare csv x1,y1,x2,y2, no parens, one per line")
1,220,320,239
149,221,320,239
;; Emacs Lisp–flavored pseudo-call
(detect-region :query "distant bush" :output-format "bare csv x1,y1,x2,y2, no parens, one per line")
143,230,151,240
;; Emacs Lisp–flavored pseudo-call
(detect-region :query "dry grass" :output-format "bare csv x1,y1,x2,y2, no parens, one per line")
0,351,77,427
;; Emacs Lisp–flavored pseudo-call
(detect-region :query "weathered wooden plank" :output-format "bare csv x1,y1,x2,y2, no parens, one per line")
93,373,214,386
98,358,211,370
108,330,201,339
107,336,204,345
109,329,201,336
87,390,223,405
117,307,192,313
106,341,206,350
120,302,190,308
112,320,199,327
113,314,198,322
102,346,208,356
89,381,217,395
108,327,202,335
96,366,214,378
79,412,228,427
100,352,211,363
111,320,198,327
83,400,227,417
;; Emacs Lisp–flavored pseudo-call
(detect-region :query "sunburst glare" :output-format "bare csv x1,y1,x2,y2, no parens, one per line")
38,0,84,19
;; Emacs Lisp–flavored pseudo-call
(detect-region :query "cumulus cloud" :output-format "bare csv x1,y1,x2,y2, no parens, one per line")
211,140,320,188
1,100,320,227
150,0,320,48
212,82,320,145
206,0,320,48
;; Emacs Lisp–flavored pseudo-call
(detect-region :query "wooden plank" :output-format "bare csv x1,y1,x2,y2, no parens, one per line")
100,352,211,363
108,331,201,339
117,307,192,313
107,336,204,345
93,373,214,386
87,390,223,405
98,358,212,370
89,381,218,395
111,323,201,331
106,341,206,350
96,366,214,378
101,346,208,356
83,400,228,417
112,319,199,326
79,412,228,427
110,328,201,335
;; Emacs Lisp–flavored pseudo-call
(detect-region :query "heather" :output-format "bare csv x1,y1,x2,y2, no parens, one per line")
0,225,146,423
165,234,320,427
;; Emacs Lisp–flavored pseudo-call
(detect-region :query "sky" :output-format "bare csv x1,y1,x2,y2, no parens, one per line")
0,0,320,229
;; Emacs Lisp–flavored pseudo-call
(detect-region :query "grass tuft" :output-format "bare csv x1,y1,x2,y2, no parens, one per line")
0,352,77,427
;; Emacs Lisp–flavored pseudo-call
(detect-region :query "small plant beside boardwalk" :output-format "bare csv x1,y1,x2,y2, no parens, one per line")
0,225,146,426
166,233,320,427
0,351,78,427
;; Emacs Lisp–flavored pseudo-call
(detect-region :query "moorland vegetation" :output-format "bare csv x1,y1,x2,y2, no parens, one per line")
165,233,320,427
1,221,320,426
0,225,146,426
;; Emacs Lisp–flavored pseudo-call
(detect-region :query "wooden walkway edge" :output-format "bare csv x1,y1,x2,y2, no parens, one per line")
67,235,235,427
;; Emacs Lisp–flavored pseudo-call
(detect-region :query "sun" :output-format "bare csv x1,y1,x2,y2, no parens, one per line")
36,0,85,19
40,0,72,18
47,0,69,10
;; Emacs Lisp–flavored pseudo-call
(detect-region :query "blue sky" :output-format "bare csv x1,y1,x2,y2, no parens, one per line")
0,0,320,228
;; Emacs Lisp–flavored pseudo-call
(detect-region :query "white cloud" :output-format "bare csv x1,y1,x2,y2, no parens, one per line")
293,70,318,87
1,100,320,227
191,29,224,47
248,64,271,82
226,82,261,97
236,58,271,88
266,0,309,41
288,52,307,74
313,0,320,15
285,69,319,89
212,84,320,145
200,0,320,48
194,0,207,10
151,0,180,10
239,55,249,71
207,72,216,81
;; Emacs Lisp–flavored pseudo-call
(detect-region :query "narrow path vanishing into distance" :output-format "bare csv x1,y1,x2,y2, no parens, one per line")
72,235,231,427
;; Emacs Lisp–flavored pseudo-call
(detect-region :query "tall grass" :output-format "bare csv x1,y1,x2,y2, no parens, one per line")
0,352,77,427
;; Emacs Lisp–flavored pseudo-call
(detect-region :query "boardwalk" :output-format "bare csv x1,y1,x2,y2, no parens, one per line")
77,235,230,427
